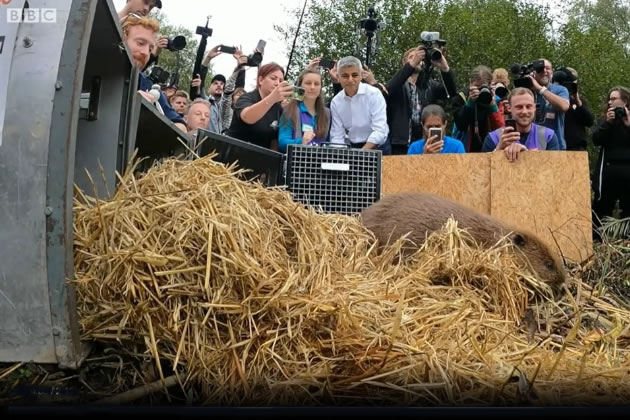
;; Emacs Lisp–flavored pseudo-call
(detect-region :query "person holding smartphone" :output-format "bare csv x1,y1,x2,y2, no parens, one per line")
227,62,293,150
482,88,559,162
407,105,464,155
278,68,330,152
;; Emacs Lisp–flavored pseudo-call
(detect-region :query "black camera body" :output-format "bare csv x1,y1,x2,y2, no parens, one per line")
246,40,266,67
510,60,545,90
614,107,626,122
166,35,186,52
419,31,446,63
477,85,492,105
147,66,170,85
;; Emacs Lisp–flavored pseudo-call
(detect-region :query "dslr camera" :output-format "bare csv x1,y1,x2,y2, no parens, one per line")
419,31,446,63
166,35,187,52
510,60,545,90
147,66,170,85
246,40,266,67
552,67,577,95
614,107,627,122
477,85,493,105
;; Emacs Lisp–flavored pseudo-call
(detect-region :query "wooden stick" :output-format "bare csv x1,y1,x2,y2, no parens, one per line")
94,374,178,405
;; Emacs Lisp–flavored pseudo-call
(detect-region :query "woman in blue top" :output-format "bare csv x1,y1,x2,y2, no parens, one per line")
278,68,330,152
408,105,466,155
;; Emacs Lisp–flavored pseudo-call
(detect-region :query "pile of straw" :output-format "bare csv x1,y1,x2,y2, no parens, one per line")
74,156,630,405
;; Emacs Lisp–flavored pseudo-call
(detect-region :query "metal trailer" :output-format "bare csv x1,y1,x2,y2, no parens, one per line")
0,0,183,368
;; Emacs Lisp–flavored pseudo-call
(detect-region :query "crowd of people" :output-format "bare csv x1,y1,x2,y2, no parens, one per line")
118,0,630,230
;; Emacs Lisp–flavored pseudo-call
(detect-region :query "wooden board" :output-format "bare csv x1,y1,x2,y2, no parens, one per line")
490,151,593,263
382,154,491,214
380,153,593,263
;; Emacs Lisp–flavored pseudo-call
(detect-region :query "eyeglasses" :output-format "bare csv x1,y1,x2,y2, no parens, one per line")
121,12,144,22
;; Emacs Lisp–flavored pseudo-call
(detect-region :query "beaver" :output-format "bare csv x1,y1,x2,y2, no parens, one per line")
360,192,566,289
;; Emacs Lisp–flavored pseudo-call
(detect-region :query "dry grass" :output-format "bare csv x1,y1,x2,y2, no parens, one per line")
73,156,630,405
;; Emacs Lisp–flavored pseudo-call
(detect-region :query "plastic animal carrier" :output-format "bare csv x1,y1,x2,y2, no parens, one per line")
285,144,382,215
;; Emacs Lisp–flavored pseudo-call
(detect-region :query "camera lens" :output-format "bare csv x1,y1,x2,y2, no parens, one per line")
167,35,187,52
430,49,442,61
478,87,492,105
495,85,508,99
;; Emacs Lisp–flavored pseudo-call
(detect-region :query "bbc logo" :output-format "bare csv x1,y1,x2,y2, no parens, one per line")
7,8,57,23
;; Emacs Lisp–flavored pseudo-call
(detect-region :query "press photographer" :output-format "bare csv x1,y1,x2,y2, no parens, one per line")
553,67,594,151
452,65,504,152
512,58,569,150
385,31,457,155
592,86,630,228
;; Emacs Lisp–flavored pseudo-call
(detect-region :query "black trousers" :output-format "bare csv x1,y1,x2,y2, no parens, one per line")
593,161,630,223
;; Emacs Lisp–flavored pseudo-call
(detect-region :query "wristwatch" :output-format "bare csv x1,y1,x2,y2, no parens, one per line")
539,87,548,95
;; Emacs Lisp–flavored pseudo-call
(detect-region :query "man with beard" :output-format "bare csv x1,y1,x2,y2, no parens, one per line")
384,46,457,155
121,14,186,131
527,58,570,150
482,88,559,162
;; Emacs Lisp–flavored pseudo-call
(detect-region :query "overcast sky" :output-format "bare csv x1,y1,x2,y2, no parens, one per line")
113,0,304,89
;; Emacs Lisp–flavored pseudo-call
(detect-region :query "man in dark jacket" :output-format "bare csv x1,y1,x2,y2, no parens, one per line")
562,68,594,151
385,46,457,155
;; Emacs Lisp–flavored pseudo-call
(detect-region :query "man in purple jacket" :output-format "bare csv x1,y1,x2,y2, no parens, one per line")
482,88,559,162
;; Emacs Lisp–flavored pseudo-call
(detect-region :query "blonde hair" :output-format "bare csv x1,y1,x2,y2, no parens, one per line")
185,98,211,115
121,15,159,38
507,87,535,104
492,68,509,84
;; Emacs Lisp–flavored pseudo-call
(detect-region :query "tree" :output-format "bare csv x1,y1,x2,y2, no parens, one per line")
151,10,204,91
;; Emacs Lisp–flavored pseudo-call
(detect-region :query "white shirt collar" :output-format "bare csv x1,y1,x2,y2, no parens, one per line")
342,82,368,99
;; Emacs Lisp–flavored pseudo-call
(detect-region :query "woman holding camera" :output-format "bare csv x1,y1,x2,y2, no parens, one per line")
227,63,293,150
592,86,630,227
277,68,330,153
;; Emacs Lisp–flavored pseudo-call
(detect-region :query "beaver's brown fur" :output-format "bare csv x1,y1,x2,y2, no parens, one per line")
360,193,566,289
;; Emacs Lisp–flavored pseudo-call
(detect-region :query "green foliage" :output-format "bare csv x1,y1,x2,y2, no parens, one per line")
151,10,202,90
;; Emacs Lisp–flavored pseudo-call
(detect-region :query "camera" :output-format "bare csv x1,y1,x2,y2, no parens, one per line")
614,107,626,121
359,7,384,34
494,82,509,100
552,67,578,95
290,86,305,101
477,85,492,105
510,60,545,90
419,31,446,62
166,35,186,52
147,66,170,85
246,39,266,67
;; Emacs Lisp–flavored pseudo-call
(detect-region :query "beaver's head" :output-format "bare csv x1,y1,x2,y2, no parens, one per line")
510,231,566,293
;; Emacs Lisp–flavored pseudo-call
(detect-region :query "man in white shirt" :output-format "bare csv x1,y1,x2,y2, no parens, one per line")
330,56,390,153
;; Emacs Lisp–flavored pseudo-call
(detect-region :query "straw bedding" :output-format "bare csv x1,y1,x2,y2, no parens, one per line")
73,156,630,405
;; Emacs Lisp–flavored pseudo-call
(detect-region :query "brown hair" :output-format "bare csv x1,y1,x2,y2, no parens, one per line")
507,87,535,104
282,68,329,140
470,65,492,85
257,62,285,89
402,47,418,66
603,86,630,116
171,90,189,101
121,15,159,38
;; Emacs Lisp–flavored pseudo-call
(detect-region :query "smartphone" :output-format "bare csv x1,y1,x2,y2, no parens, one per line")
428,127,442,143
505,119,517,130
290,85,305,101
218,45,237,54
320,58,335,70
256,39,266,53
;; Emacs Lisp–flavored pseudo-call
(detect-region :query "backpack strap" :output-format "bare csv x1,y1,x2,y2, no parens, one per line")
536,124,547,150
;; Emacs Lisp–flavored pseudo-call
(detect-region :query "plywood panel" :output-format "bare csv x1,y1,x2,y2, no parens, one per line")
490,151,593,263
382,155,491,214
